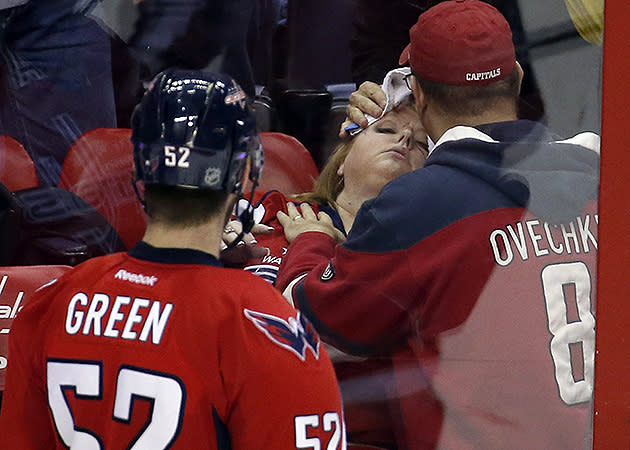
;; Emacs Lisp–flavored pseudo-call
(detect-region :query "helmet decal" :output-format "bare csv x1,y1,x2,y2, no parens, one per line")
203,167,222,187
225,83,247,108
131,69,263,194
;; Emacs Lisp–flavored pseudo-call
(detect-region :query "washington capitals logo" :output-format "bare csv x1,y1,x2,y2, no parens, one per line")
244,309,320,361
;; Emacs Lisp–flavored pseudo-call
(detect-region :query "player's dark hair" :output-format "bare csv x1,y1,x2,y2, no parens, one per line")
143,184,229,226
416,67,520,117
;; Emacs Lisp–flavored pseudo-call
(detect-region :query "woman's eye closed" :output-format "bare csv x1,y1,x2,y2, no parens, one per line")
376,127,395,134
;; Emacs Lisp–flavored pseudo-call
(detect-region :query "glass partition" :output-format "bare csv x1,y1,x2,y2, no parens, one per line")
0,0,610,448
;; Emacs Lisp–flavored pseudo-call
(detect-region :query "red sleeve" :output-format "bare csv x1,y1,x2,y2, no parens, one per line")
277,227,422,356
275,231,336,295
277,212,500,355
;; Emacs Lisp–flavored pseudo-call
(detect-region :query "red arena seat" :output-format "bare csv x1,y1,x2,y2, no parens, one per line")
59,128,147,250
256,132,320,194
60,130,318,249
0,135,38,191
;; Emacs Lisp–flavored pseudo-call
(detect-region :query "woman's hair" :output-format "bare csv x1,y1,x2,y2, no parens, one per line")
144,184,229,226
292,137,353,208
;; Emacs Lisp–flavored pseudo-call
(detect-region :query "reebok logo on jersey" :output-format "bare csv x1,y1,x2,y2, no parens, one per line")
244,309,320,361
114,269,158,287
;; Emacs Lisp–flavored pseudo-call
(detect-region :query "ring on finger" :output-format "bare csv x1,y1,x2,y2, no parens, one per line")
224,225,235,233
293,214,303,220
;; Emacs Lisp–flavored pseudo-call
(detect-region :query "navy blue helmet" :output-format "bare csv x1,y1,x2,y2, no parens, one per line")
131,69,263,194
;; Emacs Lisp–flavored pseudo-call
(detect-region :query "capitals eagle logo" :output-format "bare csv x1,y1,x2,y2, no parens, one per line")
244,309,320,361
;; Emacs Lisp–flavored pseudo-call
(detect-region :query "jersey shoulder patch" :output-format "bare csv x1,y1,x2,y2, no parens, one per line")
244,309,320,361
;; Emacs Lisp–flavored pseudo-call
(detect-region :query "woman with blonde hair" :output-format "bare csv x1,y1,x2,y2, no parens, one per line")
223,95,428,283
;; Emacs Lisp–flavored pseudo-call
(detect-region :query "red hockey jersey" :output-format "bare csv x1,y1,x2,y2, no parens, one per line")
0,242,346,449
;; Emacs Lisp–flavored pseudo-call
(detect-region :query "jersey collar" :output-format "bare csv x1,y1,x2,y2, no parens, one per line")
129,241,223,267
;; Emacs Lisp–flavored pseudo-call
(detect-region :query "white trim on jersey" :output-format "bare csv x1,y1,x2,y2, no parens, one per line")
281,273,308,308
431,126,498,155
555,131,600,154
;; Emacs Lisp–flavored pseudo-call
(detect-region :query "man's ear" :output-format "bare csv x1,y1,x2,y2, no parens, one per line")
411,76,427,112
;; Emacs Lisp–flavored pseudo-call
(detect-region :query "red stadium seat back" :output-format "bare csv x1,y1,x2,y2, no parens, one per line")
255,132,320,195
0,135,38,191
59,128,147,250
0,265,71,391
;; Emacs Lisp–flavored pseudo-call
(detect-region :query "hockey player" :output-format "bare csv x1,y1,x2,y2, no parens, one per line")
0,69,346,450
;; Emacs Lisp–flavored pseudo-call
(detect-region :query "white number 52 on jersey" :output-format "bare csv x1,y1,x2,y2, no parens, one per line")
295,413,345,450
47,360,185,449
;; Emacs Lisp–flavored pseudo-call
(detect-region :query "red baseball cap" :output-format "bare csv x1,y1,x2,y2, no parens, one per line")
398,0,516,86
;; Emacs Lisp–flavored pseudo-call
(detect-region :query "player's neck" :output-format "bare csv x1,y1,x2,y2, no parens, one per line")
142,220,223,259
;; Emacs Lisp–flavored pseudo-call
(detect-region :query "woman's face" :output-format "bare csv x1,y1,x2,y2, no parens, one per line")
339,105,428,197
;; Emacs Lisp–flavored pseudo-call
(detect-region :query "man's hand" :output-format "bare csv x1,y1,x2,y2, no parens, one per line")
277,203,346,244
338,81,387,138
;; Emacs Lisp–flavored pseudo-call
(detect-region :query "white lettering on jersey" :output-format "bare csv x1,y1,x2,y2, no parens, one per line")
294,412,344,450
489,214,598,266
262,255,282,265
0,275,61,351
114,269,158,287
542,262,594,404
0,274,36,334
65,292,173,345
0,275,23,322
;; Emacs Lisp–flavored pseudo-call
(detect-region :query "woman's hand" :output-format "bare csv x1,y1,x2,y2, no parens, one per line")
277,203,346,244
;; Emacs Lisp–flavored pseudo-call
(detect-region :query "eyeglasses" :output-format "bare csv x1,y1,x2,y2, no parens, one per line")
403,72,415,91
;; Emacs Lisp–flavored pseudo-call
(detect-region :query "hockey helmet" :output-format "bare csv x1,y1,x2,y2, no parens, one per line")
131,69,264,194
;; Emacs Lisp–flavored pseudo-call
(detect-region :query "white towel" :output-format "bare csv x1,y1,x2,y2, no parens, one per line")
348,67,413,136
